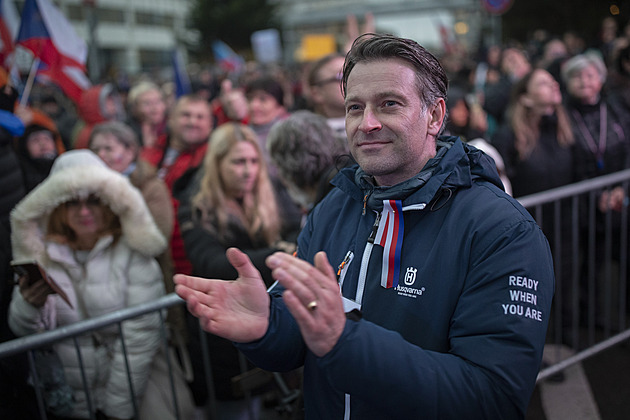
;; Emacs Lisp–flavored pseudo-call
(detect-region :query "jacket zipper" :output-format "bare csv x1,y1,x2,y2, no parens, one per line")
355,212,381,305
337,251,354,289
343,203,425,418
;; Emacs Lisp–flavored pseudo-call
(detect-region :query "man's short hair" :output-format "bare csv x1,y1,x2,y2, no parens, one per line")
341,33,448,110
308,53,346,87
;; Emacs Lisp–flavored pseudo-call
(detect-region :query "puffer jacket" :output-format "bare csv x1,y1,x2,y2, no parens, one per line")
8,150,167,419
237,137,554,419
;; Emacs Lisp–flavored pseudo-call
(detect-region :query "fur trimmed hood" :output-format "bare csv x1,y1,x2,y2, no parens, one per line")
11,150,167,262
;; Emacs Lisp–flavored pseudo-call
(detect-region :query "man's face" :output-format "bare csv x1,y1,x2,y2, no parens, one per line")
169,99,212,147
311,56,346,118
344,59,443,186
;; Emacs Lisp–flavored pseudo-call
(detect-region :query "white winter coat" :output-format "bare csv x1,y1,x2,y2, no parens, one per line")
8,150,167,419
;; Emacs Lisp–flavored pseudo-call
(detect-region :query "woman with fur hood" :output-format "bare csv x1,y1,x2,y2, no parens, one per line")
8,150,167,420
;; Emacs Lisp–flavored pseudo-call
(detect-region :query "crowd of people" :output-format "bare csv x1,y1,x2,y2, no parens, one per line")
0,13,630,419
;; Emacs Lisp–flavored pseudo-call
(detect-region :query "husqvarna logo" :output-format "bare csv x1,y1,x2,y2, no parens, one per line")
395,267,425,299
404,267,417,286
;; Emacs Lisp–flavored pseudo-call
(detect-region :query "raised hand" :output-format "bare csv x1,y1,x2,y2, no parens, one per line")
174,247,270,343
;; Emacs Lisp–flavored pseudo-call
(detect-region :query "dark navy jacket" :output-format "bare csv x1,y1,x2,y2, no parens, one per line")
238,137,554,419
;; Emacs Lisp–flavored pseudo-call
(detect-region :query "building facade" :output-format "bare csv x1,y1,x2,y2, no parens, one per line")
35,0,196,80
276,0,499,62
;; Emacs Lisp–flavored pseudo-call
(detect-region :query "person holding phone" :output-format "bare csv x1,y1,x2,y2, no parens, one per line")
8,150,171,420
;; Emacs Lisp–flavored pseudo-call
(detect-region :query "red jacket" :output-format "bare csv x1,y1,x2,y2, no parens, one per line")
140,133,208,275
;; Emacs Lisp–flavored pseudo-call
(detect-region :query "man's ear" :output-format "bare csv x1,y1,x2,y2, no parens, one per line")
427,98,446,136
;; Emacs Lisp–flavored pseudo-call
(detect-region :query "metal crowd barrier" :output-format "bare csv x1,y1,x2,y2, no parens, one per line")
516,169,630,382
3,170,630,414
0,292,301,420
0,294,218,420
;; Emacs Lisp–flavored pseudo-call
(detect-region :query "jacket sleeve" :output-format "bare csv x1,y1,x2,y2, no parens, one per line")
234,295,307,372
316,216,554,419
8,287,58,336
103,253,164,419
234,213,318,371
141,177,174,240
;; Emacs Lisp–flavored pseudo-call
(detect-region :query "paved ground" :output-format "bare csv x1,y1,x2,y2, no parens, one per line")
527,342,630,420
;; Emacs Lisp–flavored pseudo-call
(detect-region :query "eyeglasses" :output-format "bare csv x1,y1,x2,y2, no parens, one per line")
312,73,343,87
65,196,101,209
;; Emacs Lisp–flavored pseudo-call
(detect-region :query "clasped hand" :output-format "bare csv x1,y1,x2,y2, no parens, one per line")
174,248,346,357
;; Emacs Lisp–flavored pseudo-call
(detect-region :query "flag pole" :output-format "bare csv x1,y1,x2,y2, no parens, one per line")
19,56,40,107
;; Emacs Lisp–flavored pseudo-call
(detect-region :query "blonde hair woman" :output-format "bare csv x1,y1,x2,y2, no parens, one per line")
177,121,295,288
126,80,168,149
194,122,280,248
175,123,294,416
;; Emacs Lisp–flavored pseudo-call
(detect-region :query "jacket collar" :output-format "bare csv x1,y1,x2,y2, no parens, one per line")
331,136,504,212
46,235,114,267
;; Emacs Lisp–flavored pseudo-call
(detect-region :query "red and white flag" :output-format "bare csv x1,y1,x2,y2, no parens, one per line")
16,0,90,102
0,0,19,68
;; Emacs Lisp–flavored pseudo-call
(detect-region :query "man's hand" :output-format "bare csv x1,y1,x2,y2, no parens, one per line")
219,79,249,121
174,248,270,343
266,251,346,357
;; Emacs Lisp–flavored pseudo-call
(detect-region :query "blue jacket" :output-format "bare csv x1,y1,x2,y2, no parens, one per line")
238,137,554,419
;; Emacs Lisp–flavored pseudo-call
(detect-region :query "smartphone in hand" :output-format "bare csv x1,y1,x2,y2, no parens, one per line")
11,261,74,308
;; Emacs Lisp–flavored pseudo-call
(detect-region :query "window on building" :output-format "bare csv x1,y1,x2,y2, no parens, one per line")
96,8,125,23
67,4,84,20
136,12,175,27
139,49,171,72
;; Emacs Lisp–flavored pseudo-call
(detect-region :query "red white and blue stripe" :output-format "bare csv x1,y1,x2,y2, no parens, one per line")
374,200,404,289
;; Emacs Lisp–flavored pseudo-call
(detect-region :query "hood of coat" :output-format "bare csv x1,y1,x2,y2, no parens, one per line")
332,136,505,210
16,109,65,161
10,150,167,263
77,84,125,125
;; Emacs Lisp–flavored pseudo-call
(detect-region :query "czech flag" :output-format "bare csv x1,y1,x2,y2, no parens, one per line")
16,0,90,103
212,40,245,74
0,0,19,68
